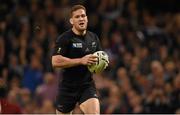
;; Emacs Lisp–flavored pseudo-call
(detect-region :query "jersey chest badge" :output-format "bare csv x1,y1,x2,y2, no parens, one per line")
72,43,83,48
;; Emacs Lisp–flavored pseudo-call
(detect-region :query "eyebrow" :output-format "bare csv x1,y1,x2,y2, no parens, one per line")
74,14,86,18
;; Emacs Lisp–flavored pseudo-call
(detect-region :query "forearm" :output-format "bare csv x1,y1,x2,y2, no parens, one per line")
52,55,82,68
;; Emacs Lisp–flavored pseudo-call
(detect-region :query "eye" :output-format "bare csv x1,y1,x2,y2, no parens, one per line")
74,15,80,18
81,14,86,18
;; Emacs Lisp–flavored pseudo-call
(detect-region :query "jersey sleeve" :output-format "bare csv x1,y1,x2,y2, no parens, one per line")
95,34,102,51
52,35,69,56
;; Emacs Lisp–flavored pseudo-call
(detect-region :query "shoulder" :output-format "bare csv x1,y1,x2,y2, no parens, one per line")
86,30,97,37
86,30,99,40
56,30,72,42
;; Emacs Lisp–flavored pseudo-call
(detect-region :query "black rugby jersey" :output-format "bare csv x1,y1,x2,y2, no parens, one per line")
52,29,102,84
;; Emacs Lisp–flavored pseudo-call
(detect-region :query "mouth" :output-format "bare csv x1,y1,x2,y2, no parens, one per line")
79,22,85,26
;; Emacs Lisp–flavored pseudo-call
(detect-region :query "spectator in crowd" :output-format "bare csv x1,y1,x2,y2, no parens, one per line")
35,72,58,103
0,78,22,114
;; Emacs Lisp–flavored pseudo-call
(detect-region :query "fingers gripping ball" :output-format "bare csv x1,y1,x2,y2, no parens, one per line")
88,51,109,73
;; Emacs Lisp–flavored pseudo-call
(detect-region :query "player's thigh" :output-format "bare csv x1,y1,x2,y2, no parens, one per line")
79,98,100,114
55,85,78,113
79,82,100,114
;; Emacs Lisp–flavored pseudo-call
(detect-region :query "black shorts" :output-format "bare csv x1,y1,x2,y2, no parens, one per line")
55,81,98,113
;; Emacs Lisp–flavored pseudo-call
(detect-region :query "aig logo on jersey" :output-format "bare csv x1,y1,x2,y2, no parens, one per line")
57,47,61,54
72,43,82,48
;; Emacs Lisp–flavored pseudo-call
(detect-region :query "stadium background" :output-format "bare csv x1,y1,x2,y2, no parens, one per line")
0,0,180,114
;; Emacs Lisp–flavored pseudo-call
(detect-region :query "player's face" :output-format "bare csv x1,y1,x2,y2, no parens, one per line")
70,9,88,31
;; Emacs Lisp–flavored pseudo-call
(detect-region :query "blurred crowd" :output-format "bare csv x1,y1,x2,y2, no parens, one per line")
0,0,180,114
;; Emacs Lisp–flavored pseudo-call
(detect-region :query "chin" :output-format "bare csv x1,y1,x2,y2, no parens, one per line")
78,28,86,31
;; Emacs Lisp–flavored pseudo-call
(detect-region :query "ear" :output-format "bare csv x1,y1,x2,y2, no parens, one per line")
69,18,73,25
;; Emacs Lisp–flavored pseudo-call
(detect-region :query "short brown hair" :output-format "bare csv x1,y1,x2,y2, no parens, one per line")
70,5,86,17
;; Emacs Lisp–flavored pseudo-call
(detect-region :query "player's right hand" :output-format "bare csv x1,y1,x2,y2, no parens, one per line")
81,54,98,66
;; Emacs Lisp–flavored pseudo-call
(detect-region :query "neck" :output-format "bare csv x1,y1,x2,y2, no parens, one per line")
72,27,86,36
